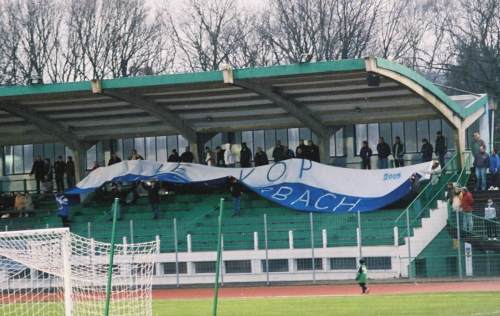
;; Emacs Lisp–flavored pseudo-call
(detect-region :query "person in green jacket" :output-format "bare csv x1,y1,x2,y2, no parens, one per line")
356,259,369,294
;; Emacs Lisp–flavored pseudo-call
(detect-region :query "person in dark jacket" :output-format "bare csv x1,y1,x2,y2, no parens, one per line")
43,158,53,194
296,139,307,159
474,145,490,191
30,156,45,194
307,140,320,162
180,146,194,163
66,156,76,189
435,131,447,168
254,147,269,166
215,146,225,167
272,140,286,162
167,149,179,162
108,152,122,166
129,149,144,160
285,145,295,159
54,156,66,193
240,142,252,167
229,176,243,216
359,141,372,169
376,137,391,169
142,180,161,219
392,136,405,167
420,138,434,162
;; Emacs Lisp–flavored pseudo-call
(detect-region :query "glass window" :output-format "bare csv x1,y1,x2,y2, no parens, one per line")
33,144,43,158
261,259,289,272
253,130,265,154
392,122,404,148
13,146,23,174
96,142,103,165
43,143,55,162
123,138,134,159
329,133,336,157
134,138,145,158
379,123,392,146
367,123,379,154
23,145,33,174
163,262,187,274
146,137,156,161
312,132,320,145
335,128,344,157
4,146,13,175
194,261,216,273
224,260,252,273
264,129,276,158
288,128,299,152
178,135,189,154
404,121,417,153
296,258,322,271
211,133,223,149
365,257,392,270
299,128,311,141
242,131,253,154
86,145,96,169
276,128,287,145
54,143,65,160
156,136,167,162
417,120,430,150
429,119,442,144
355,124,367,155
167,135,178,155
65,147,74,161
115,139,124,160
330,257,356,270
442,120,456,150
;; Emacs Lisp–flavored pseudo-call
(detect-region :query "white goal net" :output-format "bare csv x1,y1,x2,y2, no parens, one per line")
0,228,158,316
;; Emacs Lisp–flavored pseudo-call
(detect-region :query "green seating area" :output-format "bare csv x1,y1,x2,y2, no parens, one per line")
0,189,440,253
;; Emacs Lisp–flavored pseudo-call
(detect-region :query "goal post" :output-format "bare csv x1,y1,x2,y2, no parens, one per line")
0,222,158,315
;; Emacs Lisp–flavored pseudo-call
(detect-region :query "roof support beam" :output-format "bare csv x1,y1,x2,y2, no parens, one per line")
103,90,198,143
0,102,93,150
234,80,327,138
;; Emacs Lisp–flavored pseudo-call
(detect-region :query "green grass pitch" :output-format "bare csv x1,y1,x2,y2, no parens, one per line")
153,292,500,316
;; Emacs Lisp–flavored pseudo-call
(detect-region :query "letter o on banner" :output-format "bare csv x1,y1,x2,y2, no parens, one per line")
267,162,287,182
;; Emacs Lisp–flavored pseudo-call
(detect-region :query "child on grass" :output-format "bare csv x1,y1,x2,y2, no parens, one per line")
356,259,369,294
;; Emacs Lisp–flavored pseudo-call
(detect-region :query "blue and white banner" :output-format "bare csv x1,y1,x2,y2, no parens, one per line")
67,159,432,213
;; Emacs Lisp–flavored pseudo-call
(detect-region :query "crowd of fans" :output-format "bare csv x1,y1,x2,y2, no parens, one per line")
359,131,448,170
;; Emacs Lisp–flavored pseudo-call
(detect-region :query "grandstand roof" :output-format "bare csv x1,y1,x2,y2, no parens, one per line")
0,57,489,148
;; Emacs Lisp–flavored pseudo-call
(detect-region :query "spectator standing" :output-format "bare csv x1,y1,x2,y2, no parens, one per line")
215,146,226,167
471,132,486,158
488,148,500,190
435,131,447,168
15,193,27,217
240,143,252,167
66,156,75,188
355,259,369,294
485,198,497,240
141,180,161,219
129,149,144,160
254,147,269,166
307,140,320,162
359,141,372,169
224,144,236,167
392,136,405,167
452,186,462,213
474,145,489,191
376,137,391,169
167,149,179,162
445,182,455,203
43,158,53,194
54,156,66,193
461,188,474,232
272,140,286,162
296,139,307,158
30,156,45,194
205,147,216,166
420,139,434,162
108,153,122,166
285,145,295,159
229,176,242,216
180,146,194,163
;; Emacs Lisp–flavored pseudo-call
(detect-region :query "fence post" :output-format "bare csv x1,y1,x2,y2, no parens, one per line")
456,211,463,279
220,235,224,287
173,218,180,288
406,209,413,280
393,226,399,246
309,212,316,284
264,214,270,286
129,220,134,244
87,222,92,238
357,210,362,260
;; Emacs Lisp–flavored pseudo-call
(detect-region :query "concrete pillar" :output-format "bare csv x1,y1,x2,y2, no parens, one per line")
73,147,87,183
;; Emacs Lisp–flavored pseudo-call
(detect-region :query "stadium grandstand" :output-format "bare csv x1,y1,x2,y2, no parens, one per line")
0,56,498,290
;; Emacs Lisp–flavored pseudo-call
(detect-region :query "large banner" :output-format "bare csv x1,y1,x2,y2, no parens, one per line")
67,159,432,213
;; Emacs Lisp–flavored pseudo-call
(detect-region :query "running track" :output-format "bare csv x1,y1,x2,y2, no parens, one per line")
153,281,500,299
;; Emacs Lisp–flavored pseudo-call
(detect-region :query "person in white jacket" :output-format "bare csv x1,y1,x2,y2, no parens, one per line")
224,144,236,167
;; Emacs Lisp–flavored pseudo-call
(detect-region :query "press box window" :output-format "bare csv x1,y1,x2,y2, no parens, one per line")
225,260,252,274
194,261,216,273
296,258,322,271
163,262,187,274
261,259,289,272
